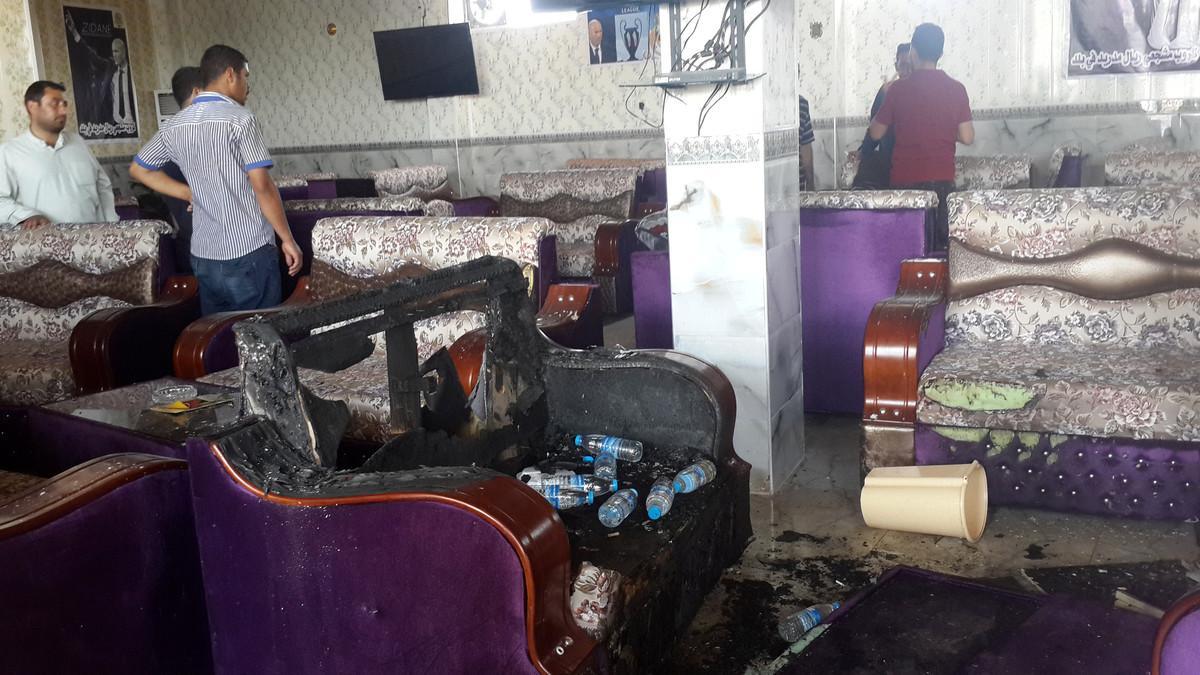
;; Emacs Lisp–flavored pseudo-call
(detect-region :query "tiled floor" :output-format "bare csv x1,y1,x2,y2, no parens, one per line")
666,414,1200,674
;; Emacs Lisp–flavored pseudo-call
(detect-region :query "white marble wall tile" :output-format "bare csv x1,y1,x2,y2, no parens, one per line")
768,312,804,417
674,334,772,492
771,391,806,489
668,160,768,339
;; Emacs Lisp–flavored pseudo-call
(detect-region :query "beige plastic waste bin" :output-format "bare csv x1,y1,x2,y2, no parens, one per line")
860,461,988,542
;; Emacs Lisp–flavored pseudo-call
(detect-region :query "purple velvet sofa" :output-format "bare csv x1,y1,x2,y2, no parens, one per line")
862,186,1200,520
1156,590,1200,674
796,190,937,415
632,249,672,349
186,257,751,674
0,407,210,674
1051,144,1085,188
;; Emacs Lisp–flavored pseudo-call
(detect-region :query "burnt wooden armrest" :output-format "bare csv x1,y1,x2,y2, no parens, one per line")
537,283,603,349
0,453,186,541
70,275,201,394
862,258,948,425
173,277,312,379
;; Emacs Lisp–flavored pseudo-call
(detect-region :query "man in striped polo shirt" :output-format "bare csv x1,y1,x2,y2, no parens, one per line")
130,44,301,314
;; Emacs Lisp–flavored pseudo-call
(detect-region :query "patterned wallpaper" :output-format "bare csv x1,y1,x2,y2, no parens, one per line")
28,0,163,158
0,0,37,142
147,0,663,149
800,0,1200,119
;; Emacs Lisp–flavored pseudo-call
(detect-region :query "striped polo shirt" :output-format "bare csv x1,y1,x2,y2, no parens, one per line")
134,92,274,260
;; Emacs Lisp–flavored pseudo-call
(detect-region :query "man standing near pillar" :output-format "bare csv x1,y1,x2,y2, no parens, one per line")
868,23,974,251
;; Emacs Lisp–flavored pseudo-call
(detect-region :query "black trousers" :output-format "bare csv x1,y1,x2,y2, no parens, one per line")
895,180,955,254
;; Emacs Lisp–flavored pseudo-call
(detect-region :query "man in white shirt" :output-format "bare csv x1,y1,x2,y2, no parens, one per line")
0,81,117,229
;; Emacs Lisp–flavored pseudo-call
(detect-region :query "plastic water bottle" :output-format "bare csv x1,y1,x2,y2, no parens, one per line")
542,485,594,510
593,451,618,480
575,434,644,462
777,602,841,643
598,488,639,528
520,470,617,495
673,459,717,494
645,477,676,520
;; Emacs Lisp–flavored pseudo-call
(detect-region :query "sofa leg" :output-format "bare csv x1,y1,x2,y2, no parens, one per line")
861,422,916,480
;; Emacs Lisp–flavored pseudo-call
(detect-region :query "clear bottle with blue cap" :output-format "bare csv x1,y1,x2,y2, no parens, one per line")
575,434,644,462
542,485,594,510
645,477,676,520
673,459,717,494
598,488,639,527
520,470,617,496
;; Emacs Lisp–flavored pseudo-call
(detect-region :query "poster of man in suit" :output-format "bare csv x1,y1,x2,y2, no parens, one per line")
1070,0,1200,75
63,5,139,142
586,5,657,66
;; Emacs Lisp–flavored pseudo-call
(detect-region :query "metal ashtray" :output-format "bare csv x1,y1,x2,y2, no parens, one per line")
151,383,198,406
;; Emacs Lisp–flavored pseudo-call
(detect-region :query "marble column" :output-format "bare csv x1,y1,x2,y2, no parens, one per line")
662,0,803,493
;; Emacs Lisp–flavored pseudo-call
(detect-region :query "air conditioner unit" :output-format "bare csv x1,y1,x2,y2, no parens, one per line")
154,90,179,125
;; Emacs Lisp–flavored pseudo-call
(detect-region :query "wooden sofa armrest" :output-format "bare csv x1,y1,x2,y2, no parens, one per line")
862,258,948,425
0,453,186,541
70,275,201,395
1153,590,1200,675
173,277,312,379
537,283,604,349
593,220,636,277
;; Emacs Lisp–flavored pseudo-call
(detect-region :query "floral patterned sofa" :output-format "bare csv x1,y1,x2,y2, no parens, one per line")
499,168,639,313
1105,148,1200,186
0,221,198,405
840,153,1032,190
565,157,667,214
368,165,453,201
185,215,592,443
861,186,1200,520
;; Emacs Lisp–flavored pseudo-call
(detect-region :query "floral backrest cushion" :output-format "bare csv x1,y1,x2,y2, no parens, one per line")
274,176,308,189
839,153,1031,190
368,166,451,199
0,220,168,342
565,158,665,172
498,168,637,245
309,215,550,357
945,187,1200,348
1105,149,1200,186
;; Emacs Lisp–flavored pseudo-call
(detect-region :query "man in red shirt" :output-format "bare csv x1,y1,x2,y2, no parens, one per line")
869,23,974,252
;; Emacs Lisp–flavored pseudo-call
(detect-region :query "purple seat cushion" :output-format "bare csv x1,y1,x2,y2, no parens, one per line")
799,208,927,414
632,250,671,349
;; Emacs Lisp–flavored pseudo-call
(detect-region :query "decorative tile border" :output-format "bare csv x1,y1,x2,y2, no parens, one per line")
667,134,763,165
764,127,800,161
812,98,1200,130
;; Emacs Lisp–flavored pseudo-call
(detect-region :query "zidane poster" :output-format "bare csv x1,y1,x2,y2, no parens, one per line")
1070,0,1200,75
586,5,657,66
62,5,139,142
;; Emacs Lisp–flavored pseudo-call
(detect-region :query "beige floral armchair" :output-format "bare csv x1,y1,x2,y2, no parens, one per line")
840,153,1032,190
1105,148,1200,186
499,168,639,313
0,221,198,405
368,166,453,201
862,185,1200,520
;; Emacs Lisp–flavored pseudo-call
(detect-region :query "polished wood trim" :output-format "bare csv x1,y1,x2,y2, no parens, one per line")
0,453,186,541
173,278,312,379
537,283,598,347
70,275,201,394
1152,590,1200,675
593,221,631,276
862,259,947,424
206,441,600,675
448,328,487,395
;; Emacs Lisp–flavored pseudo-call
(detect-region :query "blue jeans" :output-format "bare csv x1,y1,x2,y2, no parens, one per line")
191,244,282,315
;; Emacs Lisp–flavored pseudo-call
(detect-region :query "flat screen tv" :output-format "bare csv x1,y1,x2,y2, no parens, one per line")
373,23,480,101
